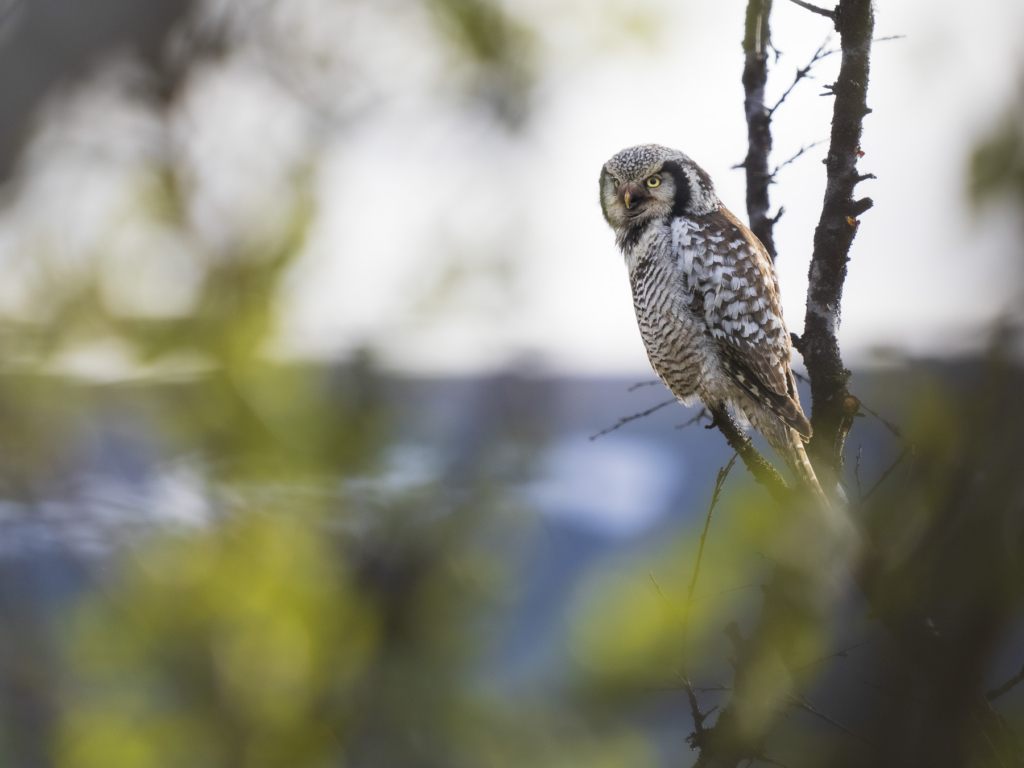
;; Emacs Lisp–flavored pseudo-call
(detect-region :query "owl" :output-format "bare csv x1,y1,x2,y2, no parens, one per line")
599,144,822,496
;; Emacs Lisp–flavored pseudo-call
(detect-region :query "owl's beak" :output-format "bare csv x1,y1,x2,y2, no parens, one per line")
620,182,643,210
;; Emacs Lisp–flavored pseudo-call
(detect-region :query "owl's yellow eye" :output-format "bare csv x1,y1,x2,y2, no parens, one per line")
613,180,619,188
646,177,660,188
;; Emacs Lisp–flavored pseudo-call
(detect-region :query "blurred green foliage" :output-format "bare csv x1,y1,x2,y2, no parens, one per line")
0,4,674,763
970,80,1024,207
428,0,535,126
0,3,1020,767
60,517,379,768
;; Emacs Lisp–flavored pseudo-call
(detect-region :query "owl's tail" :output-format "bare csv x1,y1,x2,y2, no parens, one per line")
787,432,830,506
767,426,830,508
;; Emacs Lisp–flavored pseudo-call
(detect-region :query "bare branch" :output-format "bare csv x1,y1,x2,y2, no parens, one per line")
628,380,661,392
742,0,778,260
672,455,738,748
809,34,906,65
771,140,825,179
684,454,739,631
680,672,711,748
769,37,833,116
793,641,865,672
853,444,863,503
859,401,913,448
708,405,790,503
785,693,881,750
861,445,910,501
801,0,875,488
786,0,835,19
676,407,711,430
648,574,710,742
987,663,1024,701
693,583,759,603
856,676,899,696
589,398,674,441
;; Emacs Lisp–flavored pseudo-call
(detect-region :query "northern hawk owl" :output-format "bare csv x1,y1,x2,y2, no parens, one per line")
599,144,822,494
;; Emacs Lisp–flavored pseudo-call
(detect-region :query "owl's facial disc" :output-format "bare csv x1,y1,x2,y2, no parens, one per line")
620,173,665,211
599,161,676,235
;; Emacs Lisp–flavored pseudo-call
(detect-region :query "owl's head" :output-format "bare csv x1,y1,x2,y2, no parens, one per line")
599,145,719,238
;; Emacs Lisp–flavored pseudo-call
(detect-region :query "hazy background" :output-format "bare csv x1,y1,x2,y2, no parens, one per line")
0,1,1021,767
1,0,1022,379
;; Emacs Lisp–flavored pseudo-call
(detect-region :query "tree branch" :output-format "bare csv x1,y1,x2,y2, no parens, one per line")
786,0,835,19
677,407,711,430
784,693,880,750
987,663,1024,702
861,445,910,502
680,455,737,748
801,0,874,489
787,17,1014,760
590,398,675,440
770,141,825,180
741,0,778,260
708,405,789,504
769,37,832,116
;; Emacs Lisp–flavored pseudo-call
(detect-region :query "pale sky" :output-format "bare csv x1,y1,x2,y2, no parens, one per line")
2,0,1023,379
279,0,1024,374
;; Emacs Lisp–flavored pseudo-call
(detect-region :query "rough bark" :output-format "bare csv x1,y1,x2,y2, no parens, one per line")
801,0,874,487
741,0,777,261
687,5,871,767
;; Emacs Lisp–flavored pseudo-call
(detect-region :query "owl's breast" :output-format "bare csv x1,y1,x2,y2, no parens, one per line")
628,232,712,402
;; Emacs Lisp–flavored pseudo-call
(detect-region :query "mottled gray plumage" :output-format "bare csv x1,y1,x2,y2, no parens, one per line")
599,144,821,492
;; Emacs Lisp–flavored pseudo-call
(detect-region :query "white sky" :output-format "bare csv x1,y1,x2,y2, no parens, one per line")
277,0,1024,374
3,0,1022,380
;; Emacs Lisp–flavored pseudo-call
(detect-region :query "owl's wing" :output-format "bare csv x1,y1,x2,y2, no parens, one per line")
672,207,811,438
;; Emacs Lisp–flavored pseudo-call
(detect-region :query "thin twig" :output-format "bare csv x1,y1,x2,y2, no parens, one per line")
676,407,711,430
856,676,899,696
862,446,910,501
675,454,738,745
987,663,1024,701
786,693,881,750
786,0,835,19
590,398,675,441
812,34,906,63
695,684,733,693
854,445,863,503
770,37,833,115
649,571,677,616
628,380,661,392
648,575,707,740
683,453,739,637
693,583,759,603
859,401,913,448
793,642,865,672
679,672,709,746
771,140,825,179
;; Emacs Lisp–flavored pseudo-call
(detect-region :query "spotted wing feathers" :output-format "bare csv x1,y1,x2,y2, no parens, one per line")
672,207,811,439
